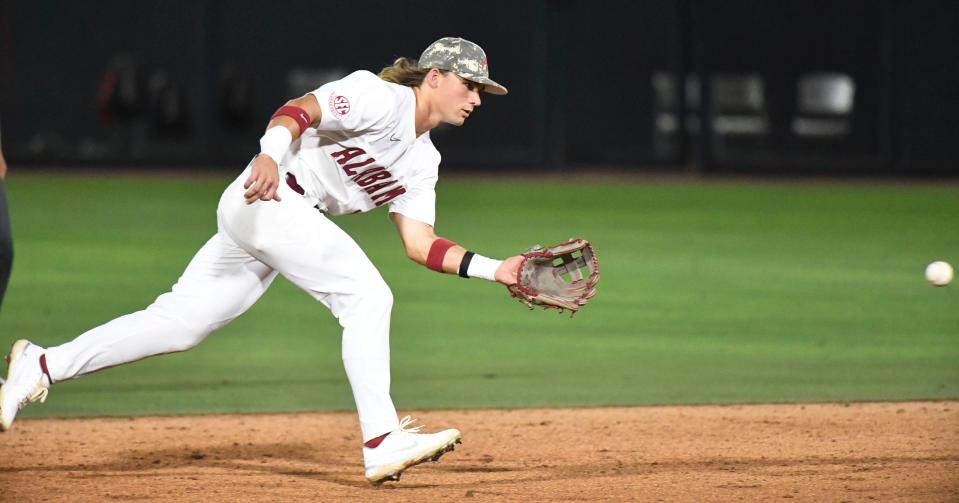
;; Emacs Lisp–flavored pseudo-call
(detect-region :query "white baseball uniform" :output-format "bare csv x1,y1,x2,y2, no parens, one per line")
44,70,441,441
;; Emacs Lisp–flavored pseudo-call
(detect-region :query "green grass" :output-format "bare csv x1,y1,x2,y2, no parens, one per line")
2,173,957,419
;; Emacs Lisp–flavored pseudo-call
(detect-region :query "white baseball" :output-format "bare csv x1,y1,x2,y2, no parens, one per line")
925,261,953,287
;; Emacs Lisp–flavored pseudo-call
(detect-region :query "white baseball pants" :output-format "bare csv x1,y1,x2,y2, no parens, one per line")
44,166,400,441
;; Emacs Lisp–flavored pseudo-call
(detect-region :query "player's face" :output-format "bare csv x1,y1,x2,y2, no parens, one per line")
438,73,484,126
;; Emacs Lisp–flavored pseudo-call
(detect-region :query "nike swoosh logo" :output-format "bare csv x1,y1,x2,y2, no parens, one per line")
389,134,401,142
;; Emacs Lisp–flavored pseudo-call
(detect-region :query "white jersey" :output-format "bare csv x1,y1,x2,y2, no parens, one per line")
281,70,441,226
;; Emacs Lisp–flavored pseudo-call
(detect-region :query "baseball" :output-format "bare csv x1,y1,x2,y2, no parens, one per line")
924,261,953,287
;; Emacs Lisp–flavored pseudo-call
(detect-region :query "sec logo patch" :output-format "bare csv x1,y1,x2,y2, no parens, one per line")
329,94,351,117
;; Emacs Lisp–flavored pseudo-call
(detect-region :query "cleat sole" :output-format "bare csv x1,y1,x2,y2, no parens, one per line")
367,437,461,485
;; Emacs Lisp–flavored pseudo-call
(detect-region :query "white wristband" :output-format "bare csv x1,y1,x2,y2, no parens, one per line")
259,126,293,164
466,254,502,282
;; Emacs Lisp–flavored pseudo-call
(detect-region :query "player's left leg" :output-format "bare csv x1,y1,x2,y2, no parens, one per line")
0,229,278,431
44,231,277,381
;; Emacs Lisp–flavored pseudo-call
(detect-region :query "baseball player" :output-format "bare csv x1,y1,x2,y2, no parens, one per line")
0,121,11,312
0,37,522,484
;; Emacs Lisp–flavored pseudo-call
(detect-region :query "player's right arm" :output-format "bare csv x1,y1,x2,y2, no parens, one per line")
244,94,323,204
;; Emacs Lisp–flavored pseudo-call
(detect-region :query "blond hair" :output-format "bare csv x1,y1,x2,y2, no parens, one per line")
378,57,446,87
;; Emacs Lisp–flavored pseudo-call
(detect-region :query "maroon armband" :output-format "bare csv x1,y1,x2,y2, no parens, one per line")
271,105,311,133
427,238,457,272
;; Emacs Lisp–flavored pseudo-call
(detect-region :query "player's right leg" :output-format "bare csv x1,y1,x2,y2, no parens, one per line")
0,230,277,431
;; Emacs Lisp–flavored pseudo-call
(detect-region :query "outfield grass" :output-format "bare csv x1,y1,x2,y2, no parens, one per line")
1,173,957,419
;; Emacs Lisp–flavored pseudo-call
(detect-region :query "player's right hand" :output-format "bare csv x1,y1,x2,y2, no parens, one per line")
244,154,282,204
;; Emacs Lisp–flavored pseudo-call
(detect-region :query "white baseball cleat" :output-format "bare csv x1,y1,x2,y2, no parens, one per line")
0,340,51,432
363,415,461,485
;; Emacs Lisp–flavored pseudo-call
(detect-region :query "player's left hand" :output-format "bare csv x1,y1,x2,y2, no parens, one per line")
494,255,523,286
244,154,283,204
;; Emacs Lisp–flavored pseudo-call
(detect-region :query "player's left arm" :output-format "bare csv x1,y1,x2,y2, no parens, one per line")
389,212,521,285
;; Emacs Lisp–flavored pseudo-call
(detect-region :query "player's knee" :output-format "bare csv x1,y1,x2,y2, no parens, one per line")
330,277,393,324
166,326,206,352
157,317,214,353
366,280,393,313
352,279,392,317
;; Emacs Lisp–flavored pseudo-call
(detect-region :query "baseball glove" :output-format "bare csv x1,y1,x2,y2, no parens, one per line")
507,239,600,314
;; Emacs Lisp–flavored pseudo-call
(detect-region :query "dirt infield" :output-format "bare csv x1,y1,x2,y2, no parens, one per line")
1,402,956,502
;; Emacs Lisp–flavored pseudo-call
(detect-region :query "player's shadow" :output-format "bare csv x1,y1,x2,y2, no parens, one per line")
129,441,373,487
0,440,526,489
0,441,360,488
0,440,516,489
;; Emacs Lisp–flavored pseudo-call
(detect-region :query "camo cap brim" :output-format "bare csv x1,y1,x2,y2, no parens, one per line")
418,37,508,95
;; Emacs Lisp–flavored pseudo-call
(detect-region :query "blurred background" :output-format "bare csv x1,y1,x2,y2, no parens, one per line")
1,0,957,176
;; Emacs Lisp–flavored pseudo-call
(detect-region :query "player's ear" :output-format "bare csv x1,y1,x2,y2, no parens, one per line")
425,68,443,89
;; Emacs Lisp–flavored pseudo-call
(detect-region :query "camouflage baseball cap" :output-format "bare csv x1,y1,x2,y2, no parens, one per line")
418,37,508,95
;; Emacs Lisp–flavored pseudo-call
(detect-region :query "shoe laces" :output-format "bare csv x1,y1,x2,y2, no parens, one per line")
396,415,423,434
22,387,48,408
